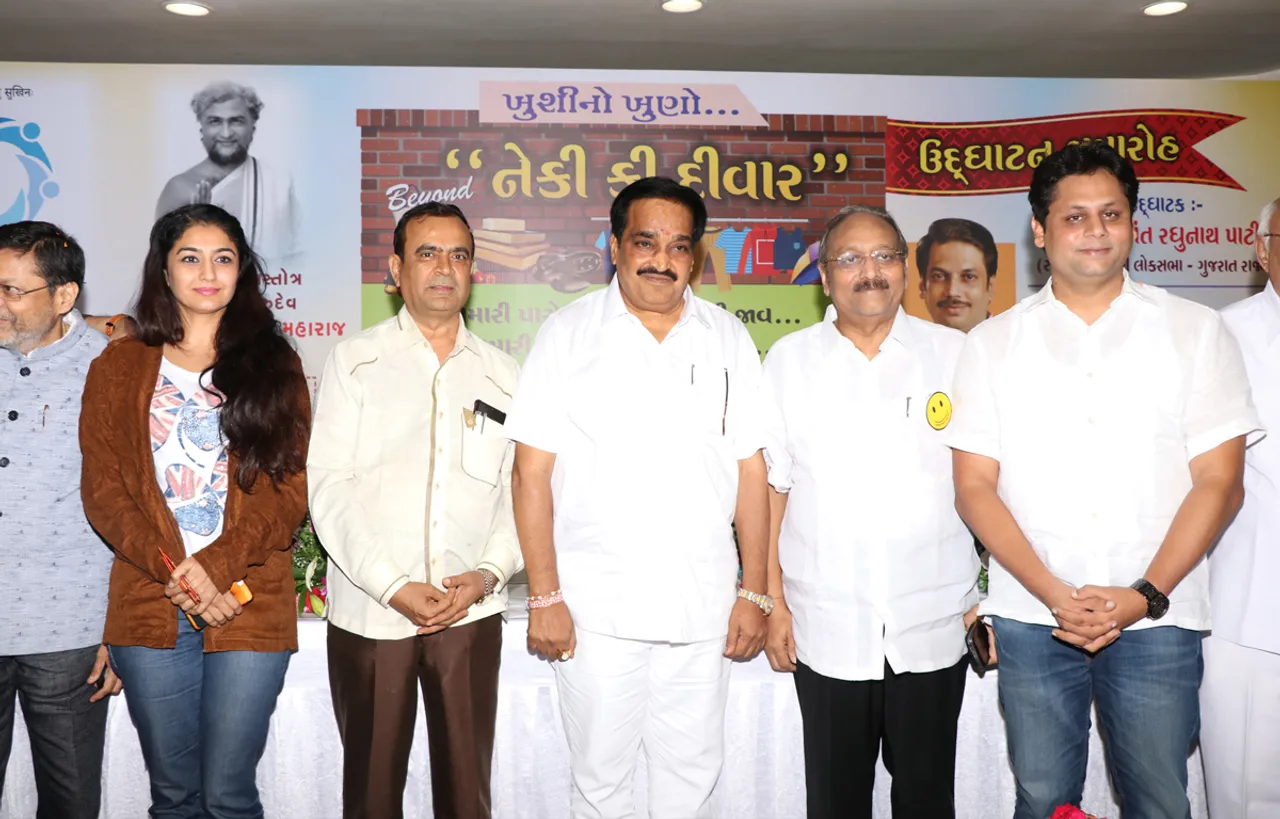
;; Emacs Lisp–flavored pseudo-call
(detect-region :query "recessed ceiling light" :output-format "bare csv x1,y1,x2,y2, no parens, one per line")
1143,1,1187,16
164,1,211,16
662,0,704,12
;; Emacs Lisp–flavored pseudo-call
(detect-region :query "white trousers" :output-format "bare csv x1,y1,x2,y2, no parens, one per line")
1199,634,1280,818
553,628,731,819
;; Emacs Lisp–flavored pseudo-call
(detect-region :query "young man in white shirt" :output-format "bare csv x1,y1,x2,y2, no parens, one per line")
505,176,772,819
950,143,1261,819
308,202,523,819
1200,195,1280,818
762,205,979,819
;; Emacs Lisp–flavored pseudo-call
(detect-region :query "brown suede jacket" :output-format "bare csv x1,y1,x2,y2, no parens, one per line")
79,339,309,652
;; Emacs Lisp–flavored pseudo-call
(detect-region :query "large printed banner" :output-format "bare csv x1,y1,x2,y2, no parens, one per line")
1,68,1277,382
887,109,1245,195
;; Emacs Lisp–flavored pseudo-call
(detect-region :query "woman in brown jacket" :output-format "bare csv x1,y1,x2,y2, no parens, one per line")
80,204,309,819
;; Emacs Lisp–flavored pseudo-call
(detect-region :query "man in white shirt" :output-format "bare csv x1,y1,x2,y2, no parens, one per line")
308,202,522,819
949,143,1261,819
505,176,772,819
762,205,979,819
1200,195,1280,818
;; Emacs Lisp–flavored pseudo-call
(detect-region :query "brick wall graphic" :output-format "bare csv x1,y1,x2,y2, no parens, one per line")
359,110,886,295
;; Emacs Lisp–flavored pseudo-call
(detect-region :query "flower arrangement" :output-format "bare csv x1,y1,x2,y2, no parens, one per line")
291,512,328,618
1051,806,1106,819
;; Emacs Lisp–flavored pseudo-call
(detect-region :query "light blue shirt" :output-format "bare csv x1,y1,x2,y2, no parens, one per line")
0,310,113,655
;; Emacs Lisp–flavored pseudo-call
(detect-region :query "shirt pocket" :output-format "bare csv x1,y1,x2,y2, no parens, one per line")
459,408,510,488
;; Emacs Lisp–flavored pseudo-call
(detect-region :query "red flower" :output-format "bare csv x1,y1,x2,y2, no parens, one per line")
1050,808,1088,819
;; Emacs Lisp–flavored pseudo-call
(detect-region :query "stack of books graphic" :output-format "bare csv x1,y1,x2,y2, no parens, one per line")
474,218,550,270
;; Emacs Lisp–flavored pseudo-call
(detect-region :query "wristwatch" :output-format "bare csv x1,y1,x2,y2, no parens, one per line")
737,588,774,616
1130,578,1169,621
477,569,497,604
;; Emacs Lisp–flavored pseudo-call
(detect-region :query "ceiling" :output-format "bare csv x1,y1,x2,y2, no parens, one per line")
1,0,1278,79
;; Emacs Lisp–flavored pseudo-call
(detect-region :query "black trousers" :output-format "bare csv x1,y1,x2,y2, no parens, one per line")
0,644,109,819
794,658,968,819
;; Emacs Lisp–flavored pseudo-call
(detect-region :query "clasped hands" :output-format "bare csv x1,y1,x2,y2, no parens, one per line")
1046,582,1150,653
163,556,242,627
389,572,487,635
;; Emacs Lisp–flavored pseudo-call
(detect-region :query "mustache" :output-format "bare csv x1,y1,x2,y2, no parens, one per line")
637,267,678,281
936,297,971,308
852,276,891,292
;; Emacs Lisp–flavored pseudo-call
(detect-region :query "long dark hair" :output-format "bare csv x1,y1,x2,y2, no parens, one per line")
135,204,306,490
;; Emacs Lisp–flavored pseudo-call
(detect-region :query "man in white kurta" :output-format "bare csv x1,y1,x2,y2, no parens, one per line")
505,177,773,819
1200,196,1280,818
763,205,978,819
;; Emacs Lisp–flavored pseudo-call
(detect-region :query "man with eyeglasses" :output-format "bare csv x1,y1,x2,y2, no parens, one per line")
1199,196,1280,818
760,204,979,819
0,220,122,818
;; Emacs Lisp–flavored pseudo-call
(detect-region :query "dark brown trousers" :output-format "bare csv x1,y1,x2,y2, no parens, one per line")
327,616,503,819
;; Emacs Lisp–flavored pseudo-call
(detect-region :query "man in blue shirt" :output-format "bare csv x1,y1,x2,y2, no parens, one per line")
0,221,122,818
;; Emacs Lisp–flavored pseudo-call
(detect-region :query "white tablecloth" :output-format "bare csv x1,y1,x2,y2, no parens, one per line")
1,614,1206,818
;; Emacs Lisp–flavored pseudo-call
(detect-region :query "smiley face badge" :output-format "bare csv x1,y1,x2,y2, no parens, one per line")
926,391,952,431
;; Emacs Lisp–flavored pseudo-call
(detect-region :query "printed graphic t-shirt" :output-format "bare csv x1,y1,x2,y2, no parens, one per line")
150,357,229,553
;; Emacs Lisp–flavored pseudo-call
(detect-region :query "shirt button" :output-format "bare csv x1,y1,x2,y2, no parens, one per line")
18,367,30,377
432,520,438,529
0,458,9,468
7,411,16,421
433,482,440,490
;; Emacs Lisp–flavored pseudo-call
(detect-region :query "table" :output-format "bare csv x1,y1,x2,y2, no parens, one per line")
1,614,1207,818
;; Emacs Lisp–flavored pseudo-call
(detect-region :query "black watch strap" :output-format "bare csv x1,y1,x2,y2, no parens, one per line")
1130,578,1169,621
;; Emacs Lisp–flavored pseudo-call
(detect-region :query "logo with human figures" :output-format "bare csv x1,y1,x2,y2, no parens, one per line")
0,119,59,225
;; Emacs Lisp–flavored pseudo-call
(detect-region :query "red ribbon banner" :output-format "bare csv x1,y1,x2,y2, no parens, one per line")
886,109,1244,196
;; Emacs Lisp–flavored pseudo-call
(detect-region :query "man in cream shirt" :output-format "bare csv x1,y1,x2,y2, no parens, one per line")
1200,195,1280,818
308,202,521,819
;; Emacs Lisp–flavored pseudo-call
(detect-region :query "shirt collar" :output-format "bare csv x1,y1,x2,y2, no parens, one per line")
819,304,912,357
15,309,86,361
602,275,711,332
1025,269,1156,312
394,305,478,357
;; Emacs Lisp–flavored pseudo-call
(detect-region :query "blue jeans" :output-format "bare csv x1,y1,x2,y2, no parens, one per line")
990,617,1201,819
108,612,291,819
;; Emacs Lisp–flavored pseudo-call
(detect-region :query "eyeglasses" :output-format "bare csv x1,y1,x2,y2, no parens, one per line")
823,249,907,270
0,283,55,303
